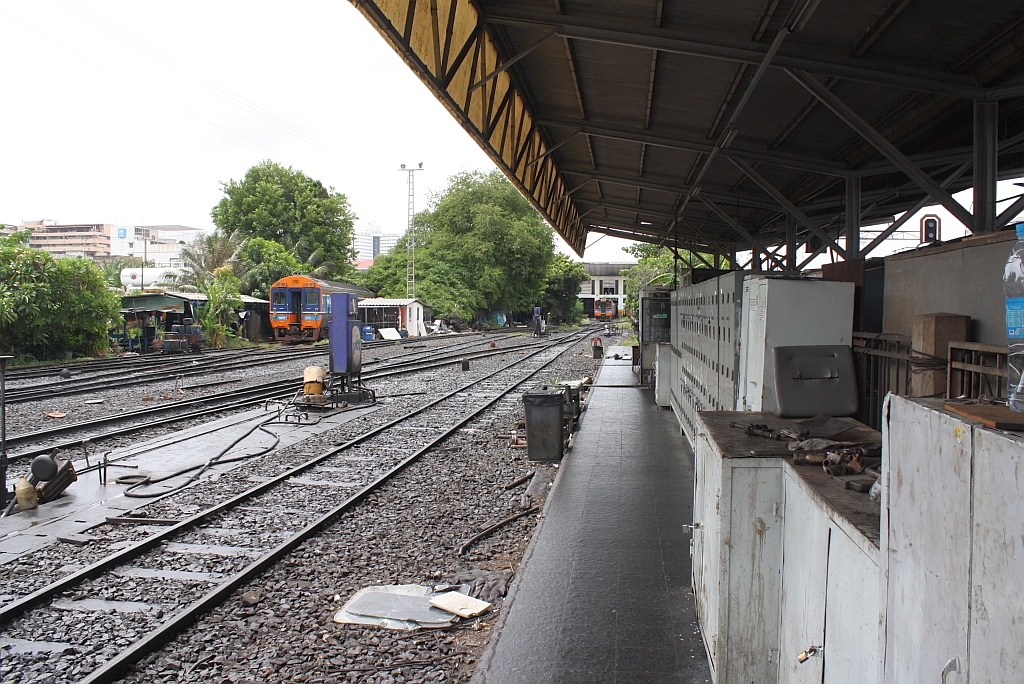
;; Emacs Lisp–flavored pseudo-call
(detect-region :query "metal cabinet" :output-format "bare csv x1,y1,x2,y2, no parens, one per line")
693,427,784,684
737,278,854,413
671,274,853,444
777,466,881,684
694,411,881,684
880,396,1024,684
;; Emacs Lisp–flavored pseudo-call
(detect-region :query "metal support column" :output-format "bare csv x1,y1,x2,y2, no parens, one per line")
786,214,797,271
846,176,861,259
974,100,998,234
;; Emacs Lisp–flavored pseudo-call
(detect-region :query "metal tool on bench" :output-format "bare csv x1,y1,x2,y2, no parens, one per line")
729,422,803,441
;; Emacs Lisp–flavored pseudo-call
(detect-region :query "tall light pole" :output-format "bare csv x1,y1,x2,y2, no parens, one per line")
401,163,423,298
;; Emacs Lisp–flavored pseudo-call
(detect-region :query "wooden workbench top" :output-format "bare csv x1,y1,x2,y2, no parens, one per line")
698,410,882,548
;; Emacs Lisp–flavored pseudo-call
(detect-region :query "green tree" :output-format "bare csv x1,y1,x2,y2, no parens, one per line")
234,238,305,299
542,254,588,323
166,229,247,292
211,160,356,280
620,245,676,316
0,232,121,359
363,170,553,319
619,243,722,315
197,266,243,348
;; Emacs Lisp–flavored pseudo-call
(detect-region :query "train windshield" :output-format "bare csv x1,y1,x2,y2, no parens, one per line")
271,290,286,308
304,288,321,310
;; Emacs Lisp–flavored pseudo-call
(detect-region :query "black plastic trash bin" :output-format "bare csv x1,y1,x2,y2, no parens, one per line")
523,390,567,462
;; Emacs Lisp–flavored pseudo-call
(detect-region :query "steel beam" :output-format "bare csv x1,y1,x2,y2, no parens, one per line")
859,161,972,257
973,100,999,234
699,196,787,270
846,176,861,259
534,115,848,175
786,214,797,271
996,195,1024,230
788,68,977,230
587,224,707,250
469,30,557,92
586,219,727,246
728,156,847,258
560,166,782,212
578,200,677,220
482,8,983,98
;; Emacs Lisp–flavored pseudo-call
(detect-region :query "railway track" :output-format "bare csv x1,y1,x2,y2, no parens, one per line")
5,331,508,383
0,326,593,683
5,334,543,460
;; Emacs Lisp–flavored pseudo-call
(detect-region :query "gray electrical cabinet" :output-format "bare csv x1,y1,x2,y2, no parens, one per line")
639,286,673,372
670,273,854,445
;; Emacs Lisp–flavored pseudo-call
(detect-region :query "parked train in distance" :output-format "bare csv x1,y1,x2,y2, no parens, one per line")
269,275,373,342
594,298,617,320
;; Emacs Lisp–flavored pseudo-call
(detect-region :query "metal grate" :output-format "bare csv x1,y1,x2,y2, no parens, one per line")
947,342,1009,401
852,333,913,430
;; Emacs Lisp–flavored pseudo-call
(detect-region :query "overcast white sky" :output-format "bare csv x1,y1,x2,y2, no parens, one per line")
1,0,1020,267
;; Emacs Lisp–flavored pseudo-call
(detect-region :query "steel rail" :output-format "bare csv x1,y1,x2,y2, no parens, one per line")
5,336,545,459
0,327,593,638
4,348,329,404
75,326,593,684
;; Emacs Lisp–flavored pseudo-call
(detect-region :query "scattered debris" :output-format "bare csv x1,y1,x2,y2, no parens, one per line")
84,399,104,405
334,585,457,630
58,534,98,546
43,412,67,419
518,469,553,509
241,591,261,606
429,592,491,618
58,369,72,379
503,470,536,490
458,506,540,556
15,477,38,511
446,569,512,603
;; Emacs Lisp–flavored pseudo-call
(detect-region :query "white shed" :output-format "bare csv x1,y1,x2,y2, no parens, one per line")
358,298,428,337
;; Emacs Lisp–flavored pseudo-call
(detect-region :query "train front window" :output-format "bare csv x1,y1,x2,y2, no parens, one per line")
271,290,286,308
304,289,320,309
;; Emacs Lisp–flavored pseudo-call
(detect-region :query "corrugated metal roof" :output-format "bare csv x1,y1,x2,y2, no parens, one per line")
353,0,1024,261
358,298,423,307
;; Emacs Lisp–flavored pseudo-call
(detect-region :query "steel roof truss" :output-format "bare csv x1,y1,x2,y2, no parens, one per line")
788,68,977,231
469,29,558,92
996,195,1024,230
699,196,786,270
728,156,847,259
536,116,848,176
482,8,984,98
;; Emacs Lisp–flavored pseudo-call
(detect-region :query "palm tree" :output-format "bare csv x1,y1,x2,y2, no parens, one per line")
163,230,247,291
291,237,335,279
99,256,147,290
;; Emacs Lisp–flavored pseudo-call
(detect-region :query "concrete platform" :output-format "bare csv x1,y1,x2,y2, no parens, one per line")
475,347,710,684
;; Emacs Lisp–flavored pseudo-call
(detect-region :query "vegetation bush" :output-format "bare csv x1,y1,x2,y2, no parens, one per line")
0,232,122,359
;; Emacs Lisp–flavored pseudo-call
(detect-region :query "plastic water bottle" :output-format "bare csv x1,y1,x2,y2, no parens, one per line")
1004,222,1024,411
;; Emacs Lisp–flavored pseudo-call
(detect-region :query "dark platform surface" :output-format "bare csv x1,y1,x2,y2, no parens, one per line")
475,355,711,684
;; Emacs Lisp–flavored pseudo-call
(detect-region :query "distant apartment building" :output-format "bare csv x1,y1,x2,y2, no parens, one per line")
110,225,203,268
19,220,112,259
352,223,402,261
